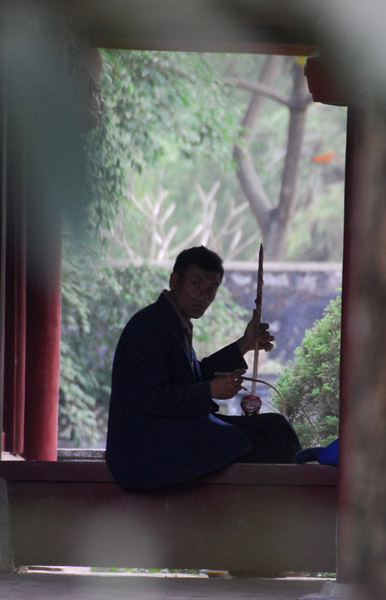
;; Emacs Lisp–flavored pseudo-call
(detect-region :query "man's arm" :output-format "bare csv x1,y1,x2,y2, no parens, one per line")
112,321,213,418
200,310,274,399
200,312,274,376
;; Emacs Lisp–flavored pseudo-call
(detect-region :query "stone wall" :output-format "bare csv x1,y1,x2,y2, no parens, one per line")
223,262,342,365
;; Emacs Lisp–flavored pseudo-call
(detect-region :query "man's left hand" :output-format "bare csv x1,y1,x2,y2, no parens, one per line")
237,310,275,355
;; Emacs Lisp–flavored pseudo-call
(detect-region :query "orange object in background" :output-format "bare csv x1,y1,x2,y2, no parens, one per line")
313,151,336,163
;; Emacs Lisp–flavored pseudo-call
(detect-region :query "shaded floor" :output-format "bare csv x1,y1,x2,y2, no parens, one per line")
0,573,331,600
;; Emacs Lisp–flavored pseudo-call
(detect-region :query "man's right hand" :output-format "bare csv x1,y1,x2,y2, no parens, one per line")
210,370,245,400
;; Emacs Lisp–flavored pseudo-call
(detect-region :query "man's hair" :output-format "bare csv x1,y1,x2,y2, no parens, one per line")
172,246,224,279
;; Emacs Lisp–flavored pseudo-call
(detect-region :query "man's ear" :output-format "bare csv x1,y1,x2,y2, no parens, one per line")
169,271,180,290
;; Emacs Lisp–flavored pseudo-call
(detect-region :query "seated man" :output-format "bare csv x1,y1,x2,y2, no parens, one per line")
106,246,301,489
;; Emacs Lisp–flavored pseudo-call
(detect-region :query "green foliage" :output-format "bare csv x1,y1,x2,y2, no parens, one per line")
84,49,241,230
101,50,239,167
274,294,342,447
90,50,346,263
60,239,249,446
61,50,347,443
60,238,166,445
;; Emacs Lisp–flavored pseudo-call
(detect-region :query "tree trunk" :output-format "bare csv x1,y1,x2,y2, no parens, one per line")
233,59,311,259
233,56,282,236
265,64,311,259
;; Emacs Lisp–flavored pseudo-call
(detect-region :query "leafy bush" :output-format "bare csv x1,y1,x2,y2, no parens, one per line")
274,294,341,448
84,49,242,232
60,241,249,446
60,240,167,445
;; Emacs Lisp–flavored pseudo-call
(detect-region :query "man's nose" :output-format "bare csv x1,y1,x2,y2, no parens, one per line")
197,287,210,299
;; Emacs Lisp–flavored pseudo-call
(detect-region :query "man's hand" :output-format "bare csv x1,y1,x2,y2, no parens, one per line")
210,369,245,400
237,310,275,355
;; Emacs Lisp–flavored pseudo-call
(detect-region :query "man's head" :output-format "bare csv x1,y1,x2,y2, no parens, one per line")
172,246,224,280
169,246,224,320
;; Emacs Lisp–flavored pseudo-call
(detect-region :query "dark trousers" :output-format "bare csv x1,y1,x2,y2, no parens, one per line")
217,413,301,464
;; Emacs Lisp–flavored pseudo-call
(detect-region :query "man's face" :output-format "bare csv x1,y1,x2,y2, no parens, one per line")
169,265,222,320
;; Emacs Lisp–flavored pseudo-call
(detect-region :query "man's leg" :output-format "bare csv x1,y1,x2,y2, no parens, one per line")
217,413,301,463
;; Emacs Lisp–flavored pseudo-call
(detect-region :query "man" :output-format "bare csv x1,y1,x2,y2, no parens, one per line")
106,246,301,489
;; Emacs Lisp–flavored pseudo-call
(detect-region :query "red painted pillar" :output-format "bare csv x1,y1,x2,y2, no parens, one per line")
1,20,102,461
305,54,369,583
305,53,355,581
336,105,364,582
3,163,27,455
1,44,62,461
1,54,27,456
23,197,62,461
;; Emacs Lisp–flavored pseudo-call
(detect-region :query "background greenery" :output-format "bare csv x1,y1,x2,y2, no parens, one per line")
85,50,346,263
274,294,341,447
60,49,344,446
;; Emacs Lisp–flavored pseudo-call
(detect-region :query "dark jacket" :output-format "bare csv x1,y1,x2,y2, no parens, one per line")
105,293,252,488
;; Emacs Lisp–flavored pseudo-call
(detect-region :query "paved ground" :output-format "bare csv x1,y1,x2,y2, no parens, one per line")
0,573,332,600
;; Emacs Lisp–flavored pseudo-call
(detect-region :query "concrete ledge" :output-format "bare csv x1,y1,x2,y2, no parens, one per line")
0,460,338,485
0,461,338,575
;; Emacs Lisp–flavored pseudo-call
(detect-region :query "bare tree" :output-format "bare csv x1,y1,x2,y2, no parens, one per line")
226,56,313,259
100,183,258,265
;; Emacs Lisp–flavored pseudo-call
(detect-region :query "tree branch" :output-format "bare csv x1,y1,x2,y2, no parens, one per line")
223,77,290,107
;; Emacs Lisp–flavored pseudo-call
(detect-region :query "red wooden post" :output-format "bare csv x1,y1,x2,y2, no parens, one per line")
3,166,27,455
23,198,62,461
305,54,360,583
1,38,63,461
1,53,28,456
1,22,103,460
336,105,364,582
340,101,386,600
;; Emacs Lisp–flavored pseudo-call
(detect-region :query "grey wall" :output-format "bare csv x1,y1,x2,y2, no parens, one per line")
223,262,342,365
